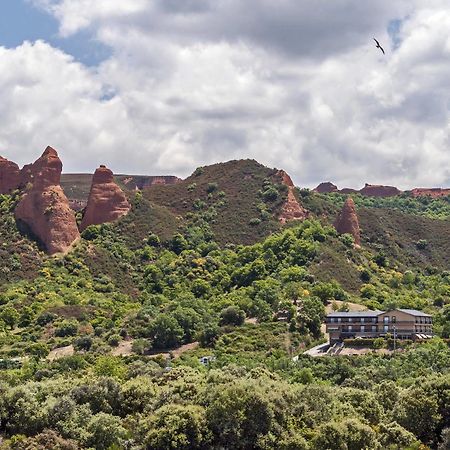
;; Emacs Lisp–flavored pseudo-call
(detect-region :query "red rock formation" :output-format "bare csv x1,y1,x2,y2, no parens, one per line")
15,147,80,255
359,183,401,197
314,182,338,193
19,163,34,188
0,156,20,194
334,197,361,246
144,176,182,188
80,165,131,231
277,170,308,224
410,188,450,198
339,188,358,194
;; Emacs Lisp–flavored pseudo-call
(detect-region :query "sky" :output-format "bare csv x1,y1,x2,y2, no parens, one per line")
0,0,450,189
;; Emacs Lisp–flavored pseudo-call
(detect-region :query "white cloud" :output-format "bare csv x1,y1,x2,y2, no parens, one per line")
2,1,450,188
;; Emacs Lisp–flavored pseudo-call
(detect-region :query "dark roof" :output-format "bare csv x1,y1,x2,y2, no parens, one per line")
327,308,431,318
327,311,383,318
396,309,432,317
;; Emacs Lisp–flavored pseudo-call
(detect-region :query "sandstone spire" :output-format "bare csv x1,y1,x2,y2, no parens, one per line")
0,156,20,194
277,170,308,224
334,196,361,246
15,146,80,254
80,165,131,231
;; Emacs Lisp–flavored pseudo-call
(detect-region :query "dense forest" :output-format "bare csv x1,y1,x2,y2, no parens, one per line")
0,160,449,449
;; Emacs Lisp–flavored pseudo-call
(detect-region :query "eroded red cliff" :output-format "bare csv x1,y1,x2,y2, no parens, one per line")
14,147,80,254
277,170,308,224
0,156,20,194
410,188,450,198
334,197,361,246
80,165,131,231
314,182,338,193
359,183,401,197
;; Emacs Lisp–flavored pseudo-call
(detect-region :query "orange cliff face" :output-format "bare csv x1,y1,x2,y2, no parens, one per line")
14,147,80,255
410,188,450,198
0,156,20,194
334,197,361,246
276,170,308,224
314,182,338,193
359,183,401,197
80,165,131,231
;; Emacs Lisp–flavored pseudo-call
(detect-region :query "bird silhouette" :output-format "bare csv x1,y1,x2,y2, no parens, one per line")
373,38,385,55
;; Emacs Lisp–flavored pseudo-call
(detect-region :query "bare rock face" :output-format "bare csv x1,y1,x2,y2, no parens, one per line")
339,188,358,194
314,182,338,193
410,187,450,198
0,156,20,194
80,165,131,231
15,147,80,255
334,197,361,246
277,170,308,224
359,183,401,197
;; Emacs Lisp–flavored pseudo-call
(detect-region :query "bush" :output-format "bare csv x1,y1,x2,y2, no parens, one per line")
416,239,428,250
220,306,246,326
108,334,121,347
249,218,261,226
206,182,218,193
74,336,93,351
55,320,78,337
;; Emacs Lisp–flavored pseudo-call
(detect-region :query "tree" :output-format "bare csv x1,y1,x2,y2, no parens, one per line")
0,306,19,329
198,324,219,347
395,387,441,444
86,413,127,450
173,307,202,343
206,382,274,449
145,404,211,450
148,314,184,349
171,233,188,254
219,306,245,326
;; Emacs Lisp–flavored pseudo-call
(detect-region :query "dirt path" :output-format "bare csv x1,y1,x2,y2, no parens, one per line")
111,339,199,359
111,340,134,356
47,345,74,361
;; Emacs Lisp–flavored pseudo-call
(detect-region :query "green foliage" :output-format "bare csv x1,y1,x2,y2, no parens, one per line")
220,306,246,326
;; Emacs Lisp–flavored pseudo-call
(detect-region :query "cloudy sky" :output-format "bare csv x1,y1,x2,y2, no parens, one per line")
1,0,450,189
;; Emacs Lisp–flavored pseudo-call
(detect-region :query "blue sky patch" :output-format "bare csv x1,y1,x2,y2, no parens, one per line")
0,0,111,66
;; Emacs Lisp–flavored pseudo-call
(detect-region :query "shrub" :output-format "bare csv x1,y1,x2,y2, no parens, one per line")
206,182,218,193
249,218,261,226
55,320,78,337
220,306,246,326
108,334,121,347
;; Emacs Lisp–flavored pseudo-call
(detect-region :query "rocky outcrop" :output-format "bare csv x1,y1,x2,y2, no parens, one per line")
410,188,450,198
314,182,338,193
19,163,34,188
339,188,359,194
334,197,361,246
359,183,401,197
15,147,80,255
277,170,308,224
80,165,131,231
0,156,20,194
312,181,401,197
143,176,182,188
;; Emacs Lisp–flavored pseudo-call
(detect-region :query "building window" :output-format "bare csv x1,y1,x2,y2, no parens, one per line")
361,318,365,323
392,316,396,323
348,325,353,332
384,317,389,324
361,325,365,332
372,326,377,332
384,325,388,332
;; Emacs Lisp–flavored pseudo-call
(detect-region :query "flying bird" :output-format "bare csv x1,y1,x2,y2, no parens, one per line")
373,38,385,55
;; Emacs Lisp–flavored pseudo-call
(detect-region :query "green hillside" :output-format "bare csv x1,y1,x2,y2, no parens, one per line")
144,159,286,245
0,160,450,449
